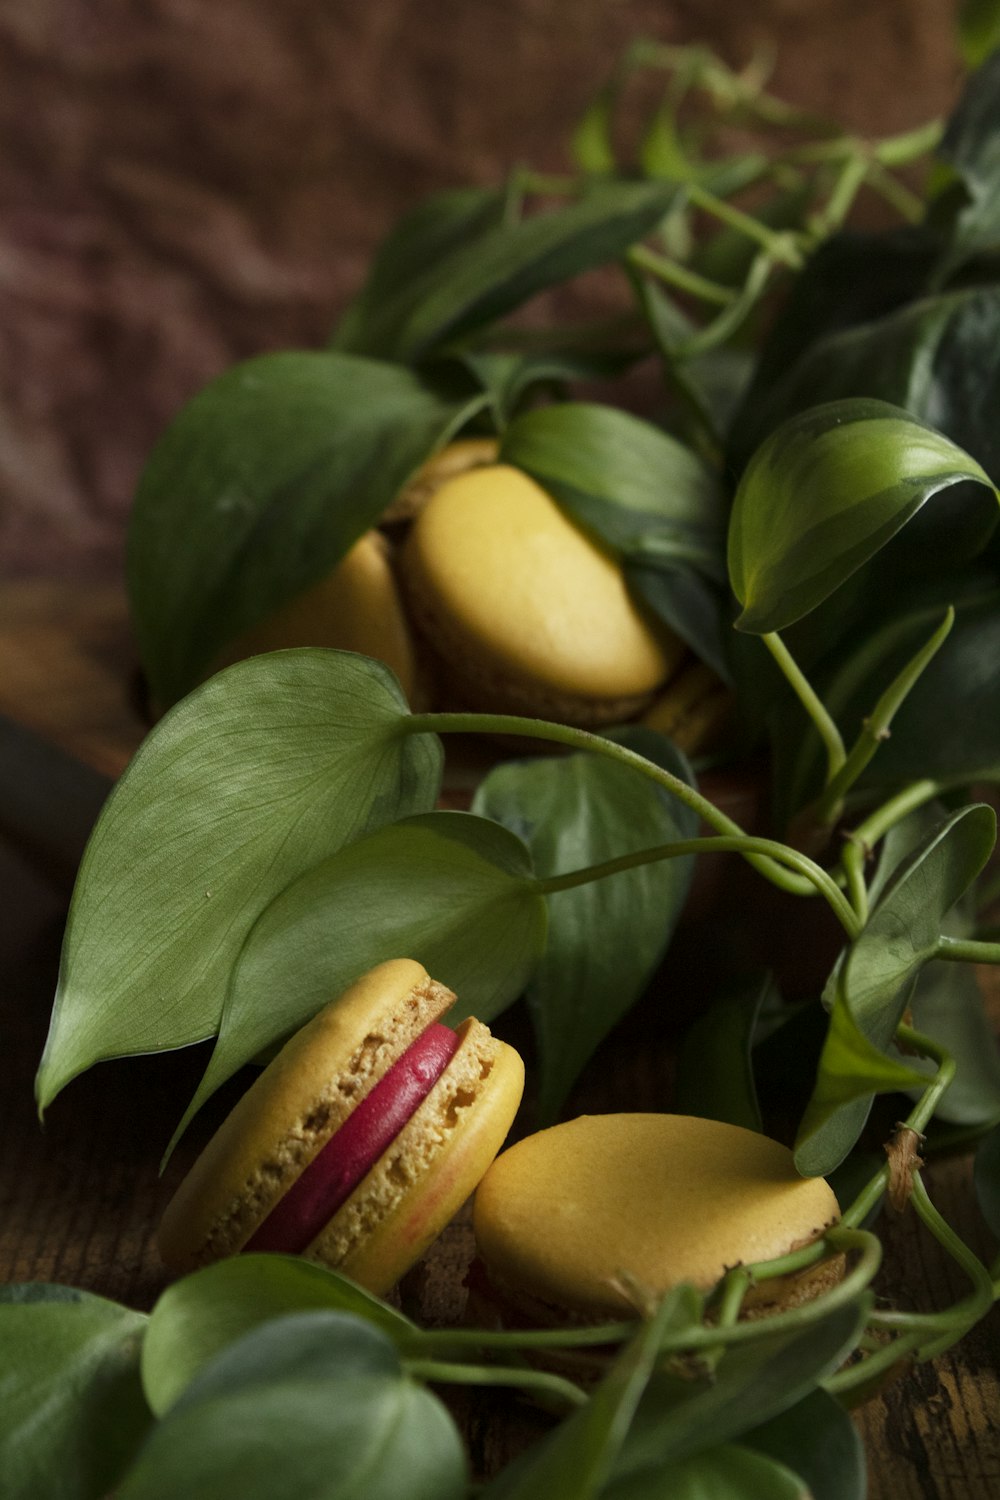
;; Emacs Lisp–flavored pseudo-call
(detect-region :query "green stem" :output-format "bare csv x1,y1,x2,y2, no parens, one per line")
405,710,837,903
684,184,805,266
404,1357,588,1410
866,1173,996,1356
628,244,736,306
809,151,869,238
935,934,1000,966
850,779,944,850
658,1226,881,1351
538,833,860,937
762,632,846,781
839,1024,956,1230
840,838,869,926
412,1320,636,1360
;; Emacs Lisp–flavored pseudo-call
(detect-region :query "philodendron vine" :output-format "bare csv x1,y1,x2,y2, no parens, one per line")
10,27,1000,1500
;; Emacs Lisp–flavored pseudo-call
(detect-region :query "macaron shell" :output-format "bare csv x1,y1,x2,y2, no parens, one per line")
158,959,454,1274
308,1019,525,1295
402,465,684,715
383,436,501,524
218,531,419,702
472,1114,841,1320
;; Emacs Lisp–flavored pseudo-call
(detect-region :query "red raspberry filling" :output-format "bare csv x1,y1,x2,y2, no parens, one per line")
245,1022,459,1255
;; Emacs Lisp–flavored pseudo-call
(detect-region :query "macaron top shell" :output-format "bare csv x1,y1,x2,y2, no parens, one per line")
158,959,454,1274
402,465,683,711
472,1114,840,1320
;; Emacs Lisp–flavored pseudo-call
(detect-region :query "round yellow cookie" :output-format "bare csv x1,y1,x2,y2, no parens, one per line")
401,464,685,726
472,1113,841,1322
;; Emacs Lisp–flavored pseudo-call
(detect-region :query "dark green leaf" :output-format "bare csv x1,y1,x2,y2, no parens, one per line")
36,652,441,1114
178,810,546,1131
142,1255,414,1416
973,1119,1000,1236
0,1284,150,1500
743,1387,866,1500
795,804,996,1174
674,976,768,1132
499,401,729,673
117,1313,466,1500
726,227,944,473
128,351,483,706
906,960,1000,1127
473,727,697,1118
851,588,1000,786
719,287,1000,489
958,0,1000,66
331,179,679,363
332,187,507,352
604,1443,809,1499
728,398,996,633
928,50,1000,282
607,1298,869,1482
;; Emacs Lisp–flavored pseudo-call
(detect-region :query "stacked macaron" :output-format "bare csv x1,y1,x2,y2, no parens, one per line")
159,959,524,1295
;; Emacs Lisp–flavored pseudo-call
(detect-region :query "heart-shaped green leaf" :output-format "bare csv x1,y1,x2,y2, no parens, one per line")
117,1313,466,1500
176,810,546,1134
142,1256,414,1417
728,398,996,633
128,350,483,705
36,652,442,1114
473,728,697,1120
331,179,679,364
500,402,729,675
795,803,996,1175
0,1284,150,1500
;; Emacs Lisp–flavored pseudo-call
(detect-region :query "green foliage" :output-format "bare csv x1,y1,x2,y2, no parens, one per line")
473,727,698,1119
796,805,996,1174
728,399,996,634
174,809,548,1136
0,1285,151,1500
119,1313,467,1500
36,652,442,1117
128,352,484,706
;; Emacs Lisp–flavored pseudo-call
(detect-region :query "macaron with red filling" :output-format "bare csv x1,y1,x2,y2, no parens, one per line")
158,958,524,1294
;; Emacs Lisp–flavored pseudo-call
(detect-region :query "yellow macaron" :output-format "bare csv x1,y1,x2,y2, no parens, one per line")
401,464,686,726
217,530,420,703
472,1113,841,1324
159,958,525,1295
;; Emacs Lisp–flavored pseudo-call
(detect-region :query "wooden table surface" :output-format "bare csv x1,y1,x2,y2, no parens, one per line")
2,578,999,1496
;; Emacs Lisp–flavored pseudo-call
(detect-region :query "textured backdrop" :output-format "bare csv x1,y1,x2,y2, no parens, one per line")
0,0,964,573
